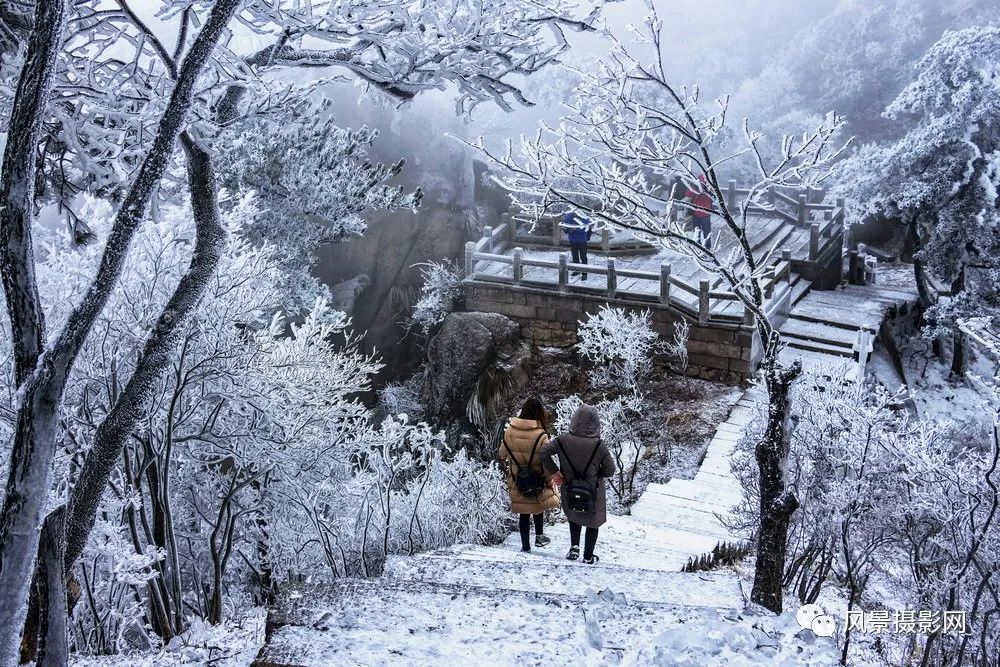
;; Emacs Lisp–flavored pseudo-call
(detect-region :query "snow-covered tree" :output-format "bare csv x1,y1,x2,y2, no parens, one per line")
0,1,245,661
469,4,850,613
3,0,610,659
2,192,507,653
410,260,463,336
837,26,1000,375
214,98,422,309
731,368,1000,665
664,319,690,379
576,306,660,392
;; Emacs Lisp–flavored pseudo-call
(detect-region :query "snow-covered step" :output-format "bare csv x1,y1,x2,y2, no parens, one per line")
259,579,743,666
786,337,854,357
715,421,746,437
487,513,720,572
644,478,742,503
382,553,745,607
789,274,811,306
448,537,690,572
701,436,742,457
661,477,743,502
628,498,741,542
780,318,858,348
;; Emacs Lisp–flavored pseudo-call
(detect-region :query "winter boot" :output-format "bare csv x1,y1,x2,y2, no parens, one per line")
566,546,580,560
535,534,551,548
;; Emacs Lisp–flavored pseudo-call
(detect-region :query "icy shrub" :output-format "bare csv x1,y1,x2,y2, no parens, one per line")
288,416,507,578
411,260,463,336
576,306,660,391
378,374,425,419
663,319,690,377
730,368,1000,664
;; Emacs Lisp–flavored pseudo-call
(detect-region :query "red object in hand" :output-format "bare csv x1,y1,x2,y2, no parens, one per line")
551,472,564,488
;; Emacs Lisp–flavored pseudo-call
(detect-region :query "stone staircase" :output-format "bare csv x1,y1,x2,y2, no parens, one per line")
779,283,920,371
253,279,919,665
255,397,766,666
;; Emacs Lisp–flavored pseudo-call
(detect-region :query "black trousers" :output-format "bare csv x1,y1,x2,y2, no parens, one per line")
569,521,599,559
519,513,544,550
570,242,588,279
693,215,712,249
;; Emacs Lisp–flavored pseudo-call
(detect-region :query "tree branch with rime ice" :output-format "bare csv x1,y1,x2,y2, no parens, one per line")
0,0,610,213
463,2,850,614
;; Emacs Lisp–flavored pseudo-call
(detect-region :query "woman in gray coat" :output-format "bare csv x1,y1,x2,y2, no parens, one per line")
539,404,615,564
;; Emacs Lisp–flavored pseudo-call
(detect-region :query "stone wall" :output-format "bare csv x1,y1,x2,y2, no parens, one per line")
464,281,760,385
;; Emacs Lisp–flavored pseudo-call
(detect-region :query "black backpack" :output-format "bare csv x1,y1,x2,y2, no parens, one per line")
558,439,602,514
503,432,547,497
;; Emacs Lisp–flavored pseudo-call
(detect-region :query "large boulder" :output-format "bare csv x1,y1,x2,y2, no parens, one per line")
421,312,527,427
329,274,370,316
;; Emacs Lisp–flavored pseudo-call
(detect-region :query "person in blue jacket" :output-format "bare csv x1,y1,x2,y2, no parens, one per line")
564,211,592,280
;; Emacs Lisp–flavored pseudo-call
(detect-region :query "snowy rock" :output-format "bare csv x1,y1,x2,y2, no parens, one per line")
329,273,371,315
795,627,818,643
420,311,528,427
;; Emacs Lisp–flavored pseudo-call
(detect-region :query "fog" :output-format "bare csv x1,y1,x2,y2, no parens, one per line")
182,0,995,384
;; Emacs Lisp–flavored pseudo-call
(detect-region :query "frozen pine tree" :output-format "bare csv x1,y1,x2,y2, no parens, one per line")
410,260,464,336
837,26,1000,376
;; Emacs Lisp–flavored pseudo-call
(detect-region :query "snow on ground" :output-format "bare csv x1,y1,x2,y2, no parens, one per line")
896,336,994,425
71,609,265,667
874,262,918,290
257,385,844,667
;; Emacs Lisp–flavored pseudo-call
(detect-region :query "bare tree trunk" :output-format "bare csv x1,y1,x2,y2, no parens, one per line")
951,329,967,377
750,350,801,614
34,508,66,667
0,1,67,663
63,131,226,580
1,0,241,659
949,267,967,378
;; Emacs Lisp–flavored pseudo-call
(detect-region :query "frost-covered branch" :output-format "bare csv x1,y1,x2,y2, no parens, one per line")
464,6,851,614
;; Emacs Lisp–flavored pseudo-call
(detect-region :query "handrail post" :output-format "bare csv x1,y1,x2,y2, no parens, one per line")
659,262,671,304
505,213,516,241
606,258,617,297
601,226,610,253
727,179,737,210
765,266,776,299
857,243,868,285
698,280,710,322
782,249,792,283
797,193,808,227
558,253,569,292
552,215,561,246
809,222,820,260
512,247,523,285
465,241,476,277
482,227,492,253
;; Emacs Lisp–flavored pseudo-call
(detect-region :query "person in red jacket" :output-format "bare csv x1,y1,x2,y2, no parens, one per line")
684,174,714,249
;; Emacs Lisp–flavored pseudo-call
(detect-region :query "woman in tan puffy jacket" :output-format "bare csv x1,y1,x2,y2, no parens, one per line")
499,398,560,552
